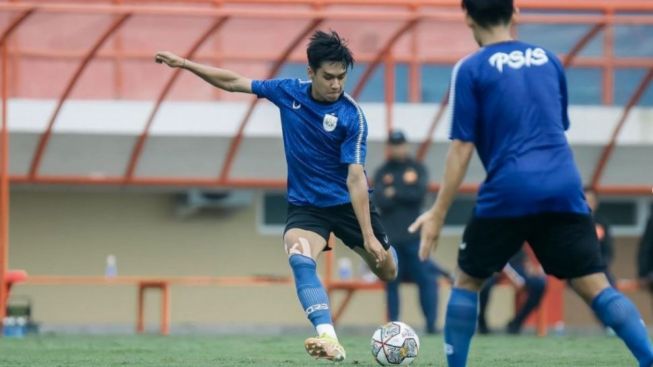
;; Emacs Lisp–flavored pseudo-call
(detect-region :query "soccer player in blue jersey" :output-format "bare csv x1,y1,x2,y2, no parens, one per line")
408,1,653,366
155,30,397,362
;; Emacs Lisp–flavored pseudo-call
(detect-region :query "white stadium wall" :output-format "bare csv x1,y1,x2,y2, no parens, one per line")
8,100,653,186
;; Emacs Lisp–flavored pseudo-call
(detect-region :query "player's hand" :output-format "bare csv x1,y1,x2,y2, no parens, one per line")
364,236,386,268
154,51,185,68
408,209,444,261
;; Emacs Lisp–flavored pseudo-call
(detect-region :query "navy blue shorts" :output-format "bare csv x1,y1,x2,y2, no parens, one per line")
284,201,390,251
458,212,606,280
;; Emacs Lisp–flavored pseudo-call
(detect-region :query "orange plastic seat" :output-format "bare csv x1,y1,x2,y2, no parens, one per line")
4,270,28,302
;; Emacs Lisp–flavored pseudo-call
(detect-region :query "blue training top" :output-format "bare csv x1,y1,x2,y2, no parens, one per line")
251,78,368,207
448,40,588,217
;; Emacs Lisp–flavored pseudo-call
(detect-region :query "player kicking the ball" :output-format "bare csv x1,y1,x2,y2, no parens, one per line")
155,30,397,362
409,1,653,366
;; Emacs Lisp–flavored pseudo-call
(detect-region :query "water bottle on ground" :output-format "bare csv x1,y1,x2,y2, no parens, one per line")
337,257,353,280
105,254,118,278
2,316,25,338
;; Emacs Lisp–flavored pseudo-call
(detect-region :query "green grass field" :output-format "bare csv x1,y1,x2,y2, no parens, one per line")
0,333,635,366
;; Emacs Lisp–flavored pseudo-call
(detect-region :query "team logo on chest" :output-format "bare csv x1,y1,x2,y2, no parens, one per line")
323,113,338,132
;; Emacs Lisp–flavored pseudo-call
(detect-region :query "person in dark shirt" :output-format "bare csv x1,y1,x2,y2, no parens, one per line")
585,188,615,286
374,130,449,334
638,213,653,291
477,246,547,335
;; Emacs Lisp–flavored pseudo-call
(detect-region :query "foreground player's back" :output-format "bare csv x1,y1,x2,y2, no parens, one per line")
450,40,586,216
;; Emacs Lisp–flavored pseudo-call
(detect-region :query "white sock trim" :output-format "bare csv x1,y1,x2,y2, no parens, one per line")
316,324,337,340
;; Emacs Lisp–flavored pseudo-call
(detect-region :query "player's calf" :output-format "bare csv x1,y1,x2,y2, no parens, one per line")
583,282,653,367
567,270,653,366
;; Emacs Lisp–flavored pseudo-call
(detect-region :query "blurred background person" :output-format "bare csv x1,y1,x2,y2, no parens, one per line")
373,130,450,335
638,213,653,293
585,187,615,286
477,245,547,335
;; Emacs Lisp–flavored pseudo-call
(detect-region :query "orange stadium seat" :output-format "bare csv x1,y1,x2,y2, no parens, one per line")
4,270,28,305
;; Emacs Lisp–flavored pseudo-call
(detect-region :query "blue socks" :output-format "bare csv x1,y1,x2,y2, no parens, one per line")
444,288,478,367
443,285,653,367
289,254,333,328
592,287,653,367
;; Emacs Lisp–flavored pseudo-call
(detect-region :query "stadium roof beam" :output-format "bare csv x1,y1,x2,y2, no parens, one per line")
10,49,653,69
10,175,289,189
36,0,653,12
28,14,132,179
0,7,37,336
351,15,421,148
416,87,449,162
562,24,606,68
590,67,653,190
218,16,326,182
2,3,653,24
10,173,653,196
124,16,231,183
352,16,421,100
415,16,608,164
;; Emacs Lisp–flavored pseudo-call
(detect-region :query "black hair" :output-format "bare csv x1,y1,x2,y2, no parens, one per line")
307,30,354,72
461,0,514,28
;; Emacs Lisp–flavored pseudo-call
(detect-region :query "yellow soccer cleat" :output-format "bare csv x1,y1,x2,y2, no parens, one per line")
304,334,346,362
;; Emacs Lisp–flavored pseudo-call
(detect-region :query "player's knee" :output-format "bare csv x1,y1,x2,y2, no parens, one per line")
378,272,396,283
378,263,398,282
570,272,611,302
283,234,313,259
454,271,485,292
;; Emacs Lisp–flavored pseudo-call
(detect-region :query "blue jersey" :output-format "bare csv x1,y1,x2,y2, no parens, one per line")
251,78,367,207
448,40,588,217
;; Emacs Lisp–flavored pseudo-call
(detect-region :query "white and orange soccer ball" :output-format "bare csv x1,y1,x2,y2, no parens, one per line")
371,321,420,365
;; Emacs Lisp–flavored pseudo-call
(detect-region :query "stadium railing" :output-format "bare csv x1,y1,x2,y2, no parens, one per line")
4,270,27,306
18,274,291,335
10,271,645,336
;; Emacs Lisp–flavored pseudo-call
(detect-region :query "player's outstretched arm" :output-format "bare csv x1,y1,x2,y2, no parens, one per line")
409,140,474,260
154,51,252,93
347,164,386,267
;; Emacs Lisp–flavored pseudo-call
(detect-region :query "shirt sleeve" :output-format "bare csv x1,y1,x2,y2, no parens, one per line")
250,79,290,106
448,59,478,142
340,105,367,165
